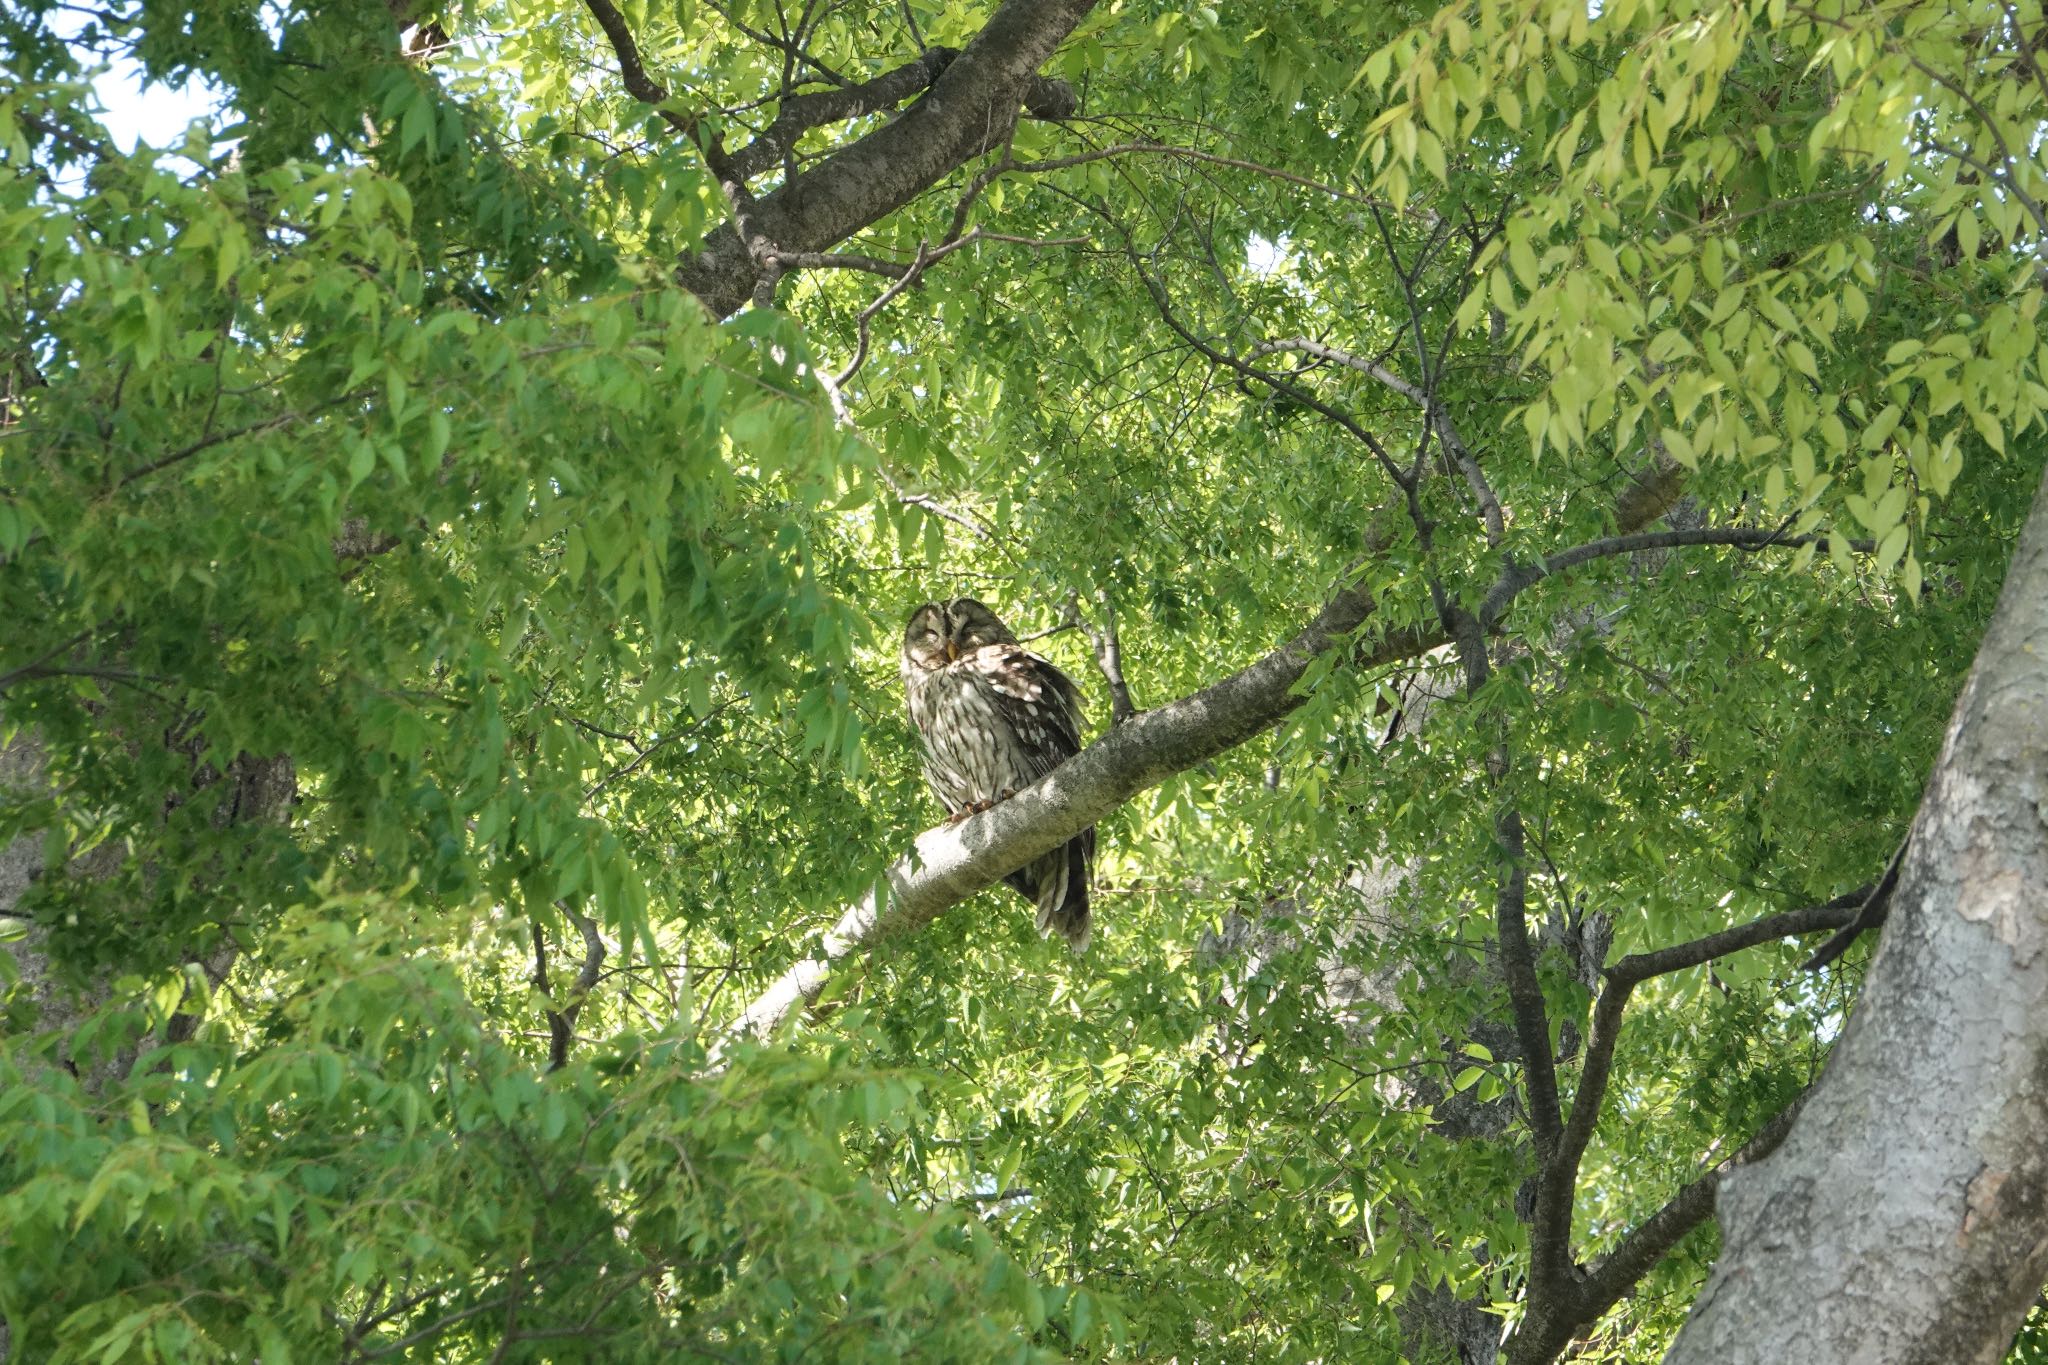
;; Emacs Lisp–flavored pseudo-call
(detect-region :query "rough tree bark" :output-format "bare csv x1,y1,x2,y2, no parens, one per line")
1665,462,2048,1365
659,0,1100,319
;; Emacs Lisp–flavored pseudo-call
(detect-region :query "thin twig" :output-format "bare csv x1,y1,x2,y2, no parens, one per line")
1479,526,1878,628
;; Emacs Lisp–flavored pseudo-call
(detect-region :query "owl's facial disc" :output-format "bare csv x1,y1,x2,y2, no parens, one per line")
903,605,950,671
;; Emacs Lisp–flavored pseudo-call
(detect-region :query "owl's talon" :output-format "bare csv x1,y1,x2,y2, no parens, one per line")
945,798,998,824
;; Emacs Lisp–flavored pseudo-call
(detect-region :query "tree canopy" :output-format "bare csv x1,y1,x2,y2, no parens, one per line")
2,0,2046,1361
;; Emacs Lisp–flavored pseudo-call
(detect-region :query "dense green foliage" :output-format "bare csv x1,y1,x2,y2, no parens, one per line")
2,0,2044,1360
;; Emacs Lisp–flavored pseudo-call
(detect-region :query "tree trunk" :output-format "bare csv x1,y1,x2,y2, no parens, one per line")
1665,462,2048,1364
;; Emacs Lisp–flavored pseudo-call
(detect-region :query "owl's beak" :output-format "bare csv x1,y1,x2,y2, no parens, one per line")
944,639,959,662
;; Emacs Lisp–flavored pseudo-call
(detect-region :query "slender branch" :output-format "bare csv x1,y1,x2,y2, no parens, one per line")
762,249,910,279
116,391,370,488
1480,526,1877,629
1128,254,1407,483
1251,336,1422,402
1801,836,1908,971
1536,889,1870,1258
834,241,930,388
535,906,608,1072
1580,1094,1807,1307
1610,889,1870,988
0,630,94,694
776,230,1084,283
579,0,698,136
820,230,1087,388
706,0,853,88
584,702,740,801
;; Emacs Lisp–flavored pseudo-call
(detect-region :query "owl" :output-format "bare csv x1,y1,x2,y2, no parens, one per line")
901,598,1095,951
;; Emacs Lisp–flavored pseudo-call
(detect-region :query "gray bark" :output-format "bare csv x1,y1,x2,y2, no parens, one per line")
677,0,1099,319
1665,462,2048,1365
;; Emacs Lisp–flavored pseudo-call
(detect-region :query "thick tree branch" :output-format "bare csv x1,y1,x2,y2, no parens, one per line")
1504,1096,1808,1365
719,51,1079,186
676,0,1099,318
724,563,1433,1043
722,46,967,183
1496,809,1567,1159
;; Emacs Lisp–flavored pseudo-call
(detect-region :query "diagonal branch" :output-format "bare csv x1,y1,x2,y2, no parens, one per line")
1579,1094,1806,1309
580,0,699,136
1479,525,1877,630
677,0,1101,318
723,448,1700,1046
721,50,1080,186
1504,1094,1808,1365
723,552,1434,1044
1534,889,1872,1276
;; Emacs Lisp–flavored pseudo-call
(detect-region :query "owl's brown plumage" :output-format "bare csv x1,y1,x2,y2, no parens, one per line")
901,598,1094,951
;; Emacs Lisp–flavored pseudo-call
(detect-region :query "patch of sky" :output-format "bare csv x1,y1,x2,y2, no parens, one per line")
1246,232,1292,276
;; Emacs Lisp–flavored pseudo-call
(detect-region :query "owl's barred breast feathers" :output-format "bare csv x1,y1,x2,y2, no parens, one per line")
901,599,1095,952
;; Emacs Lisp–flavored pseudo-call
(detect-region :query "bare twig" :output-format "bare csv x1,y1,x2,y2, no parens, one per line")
116,390,371,488
834,240,931,388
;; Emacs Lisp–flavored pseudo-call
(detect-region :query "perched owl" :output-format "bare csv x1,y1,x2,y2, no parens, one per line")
901,598,1095,951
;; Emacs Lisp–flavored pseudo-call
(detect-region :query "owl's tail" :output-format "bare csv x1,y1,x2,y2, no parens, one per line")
1016,829,1094,954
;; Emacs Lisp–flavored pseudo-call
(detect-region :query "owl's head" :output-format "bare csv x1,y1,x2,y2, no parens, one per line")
902,598,1018,671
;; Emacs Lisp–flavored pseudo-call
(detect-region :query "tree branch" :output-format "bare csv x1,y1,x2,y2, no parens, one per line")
676,0,1100,318
1504,1096,1807,1365
1080,591,1137,725
579,0,699,136
722,444,1697,1046
535,906,608,1072
722,556,1433,1044
719,47,1075,185
1533,889,1872,1283
1009,141,1379,208
1582,1095,1807,1307
1479,526,1876,630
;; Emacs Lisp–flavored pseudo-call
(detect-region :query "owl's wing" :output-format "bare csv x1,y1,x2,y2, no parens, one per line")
972,646,1087,776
